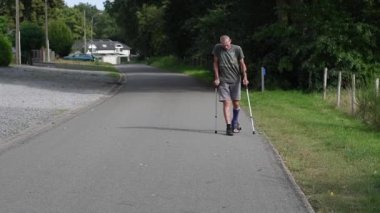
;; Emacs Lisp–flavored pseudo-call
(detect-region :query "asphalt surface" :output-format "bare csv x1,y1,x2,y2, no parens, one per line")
0,64,313,213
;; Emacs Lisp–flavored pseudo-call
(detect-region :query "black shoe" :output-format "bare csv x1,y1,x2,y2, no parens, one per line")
226,124,233,136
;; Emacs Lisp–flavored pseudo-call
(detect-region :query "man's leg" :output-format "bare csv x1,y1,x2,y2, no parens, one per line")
230,81,242,132
223,100,233,136
218,82,234,136
232,101,241,132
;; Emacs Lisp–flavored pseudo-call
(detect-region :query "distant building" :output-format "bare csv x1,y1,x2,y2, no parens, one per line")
71,39,131,64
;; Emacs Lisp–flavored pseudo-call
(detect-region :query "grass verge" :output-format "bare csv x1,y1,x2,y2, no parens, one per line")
246,91,380,213
148,55,213,83
53,59,119,73
149,56,380,213
50,59,122,80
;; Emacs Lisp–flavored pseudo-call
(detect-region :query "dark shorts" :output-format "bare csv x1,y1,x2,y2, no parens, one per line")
218,82,241,101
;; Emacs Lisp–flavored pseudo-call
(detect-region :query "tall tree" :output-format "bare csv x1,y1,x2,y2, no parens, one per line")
92,12,120,40
106,0,150,45
163,0,216,57
20,0,64,25
136,3,167,56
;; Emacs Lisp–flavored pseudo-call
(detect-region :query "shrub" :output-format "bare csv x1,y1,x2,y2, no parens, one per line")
20,21,44,64
48,20,73,57
0,34,12,66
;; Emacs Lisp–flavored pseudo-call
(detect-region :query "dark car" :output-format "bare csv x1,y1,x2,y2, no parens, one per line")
63,53,96,61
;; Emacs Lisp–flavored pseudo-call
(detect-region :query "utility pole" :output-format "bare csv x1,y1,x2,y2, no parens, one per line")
90,15,94,54
45,0,50,62
15,0,21,65
91,16,94,42
83,10,87,54
90,12,102,54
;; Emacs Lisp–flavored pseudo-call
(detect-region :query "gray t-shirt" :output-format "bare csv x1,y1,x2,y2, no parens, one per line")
212,44,244,84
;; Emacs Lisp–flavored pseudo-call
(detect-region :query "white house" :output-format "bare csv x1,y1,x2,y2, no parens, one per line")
88,39,131,64
72,39,131,64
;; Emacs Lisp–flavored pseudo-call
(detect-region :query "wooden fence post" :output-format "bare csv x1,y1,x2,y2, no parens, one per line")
351,74,356,115
323,67,328,100
376,78,379,97
337,71,342,107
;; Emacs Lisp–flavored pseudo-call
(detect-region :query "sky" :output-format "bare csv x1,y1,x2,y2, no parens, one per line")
64,0,107,10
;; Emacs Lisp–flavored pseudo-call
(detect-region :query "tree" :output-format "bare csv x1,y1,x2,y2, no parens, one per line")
0,34,12,66
163,0,213,57
0,16,9,35
136,3,167,56
105,0,158,49
20,21,44,64
253,0,380,89
104,0,380,90
49,20,73,57
92,12,120,40
20,0,64,25
0,0,14,17
53,7,83,40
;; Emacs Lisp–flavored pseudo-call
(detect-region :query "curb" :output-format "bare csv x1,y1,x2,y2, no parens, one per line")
256,128,316,213
1,65,125,84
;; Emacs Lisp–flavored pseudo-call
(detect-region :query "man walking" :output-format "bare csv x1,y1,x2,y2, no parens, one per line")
212,35,249,136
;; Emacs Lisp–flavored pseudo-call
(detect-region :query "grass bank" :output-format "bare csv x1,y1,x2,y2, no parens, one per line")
52,59,119,73
149,56,380,213
248,91,380,212
47,59,122,80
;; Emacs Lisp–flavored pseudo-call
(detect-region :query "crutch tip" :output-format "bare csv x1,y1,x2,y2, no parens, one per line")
215,130,218,134
252,131,256,134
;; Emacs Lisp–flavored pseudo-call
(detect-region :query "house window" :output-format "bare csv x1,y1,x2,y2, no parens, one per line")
115,44,122,53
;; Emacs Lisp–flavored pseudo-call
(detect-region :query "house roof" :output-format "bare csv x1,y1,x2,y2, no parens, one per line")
72,39,131,51
89,39,131,50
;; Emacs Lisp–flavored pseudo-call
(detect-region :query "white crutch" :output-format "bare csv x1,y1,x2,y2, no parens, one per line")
245,87,256,134
214,87,218,134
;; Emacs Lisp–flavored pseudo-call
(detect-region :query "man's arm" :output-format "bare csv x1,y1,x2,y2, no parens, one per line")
240,58,249,86
213,55,220,87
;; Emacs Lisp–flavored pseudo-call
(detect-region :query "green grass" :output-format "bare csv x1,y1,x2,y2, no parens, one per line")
245,91,380,213
52,59,122,80
54,59,119,73
148,55,213,83
149,56,380,213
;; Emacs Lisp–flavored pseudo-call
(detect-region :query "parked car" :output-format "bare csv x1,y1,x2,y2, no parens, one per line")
63,53,96,61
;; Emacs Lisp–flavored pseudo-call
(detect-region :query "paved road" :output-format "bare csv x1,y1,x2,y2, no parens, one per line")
0,64,312,213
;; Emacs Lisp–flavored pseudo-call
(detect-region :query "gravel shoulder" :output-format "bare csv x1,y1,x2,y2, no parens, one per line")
0,65,123,144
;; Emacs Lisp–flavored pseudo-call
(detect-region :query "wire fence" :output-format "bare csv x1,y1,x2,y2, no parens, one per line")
258,66,379,115
322,68,379,115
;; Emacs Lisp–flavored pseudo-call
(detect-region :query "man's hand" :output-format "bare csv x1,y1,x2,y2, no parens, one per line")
214,79,220,87
242,78,249,87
